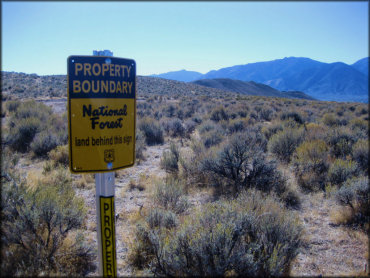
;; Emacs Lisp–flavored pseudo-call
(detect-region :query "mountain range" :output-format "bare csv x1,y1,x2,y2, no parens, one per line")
150,57,369,103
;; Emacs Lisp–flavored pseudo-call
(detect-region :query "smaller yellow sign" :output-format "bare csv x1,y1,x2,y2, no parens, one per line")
100,196,117,277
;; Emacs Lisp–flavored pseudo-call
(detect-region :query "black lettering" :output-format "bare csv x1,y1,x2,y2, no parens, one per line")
91,117,99,129
104,203,110,213
104,215,110,226
83,105,92,117
104,227,111,238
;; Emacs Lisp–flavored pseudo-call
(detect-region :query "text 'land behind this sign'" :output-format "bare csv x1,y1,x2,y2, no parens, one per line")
68,55,136,173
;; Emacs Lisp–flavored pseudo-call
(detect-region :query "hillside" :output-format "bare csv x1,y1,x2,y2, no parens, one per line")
1,72,236,99
192,78,316,100
1,72,313,101
150,69,203,82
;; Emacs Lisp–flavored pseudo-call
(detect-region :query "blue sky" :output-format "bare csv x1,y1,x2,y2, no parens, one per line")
2,1,368,76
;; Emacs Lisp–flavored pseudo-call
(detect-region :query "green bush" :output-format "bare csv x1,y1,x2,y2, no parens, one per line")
268,128,304,163
261,123,283,141
146,208,179,229
280,111,304,124
6,117,42,152
201,132,291,204
210,106,229,122
131,189,302,276
183,119,197,138
327,129,356,159
291,140,329,192
322,113,339,127
304,123,328,141
327,159,358,187
226,119,246,134
202,128,224,148
198,120,219,134
48,145,69,167
160,143,180,174
335,177,369,229
259,107,274,121
138,118,164,146
5,100,20,113
5,100,66,154
1,167,94,276
161,118,185,138
135,129,146,161
13,100,53,122
352,139,368,173
30,131,60,157
153,178,189,214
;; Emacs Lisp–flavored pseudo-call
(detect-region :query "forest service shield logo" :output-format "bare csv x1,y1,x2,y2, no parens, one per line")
104,149,115,163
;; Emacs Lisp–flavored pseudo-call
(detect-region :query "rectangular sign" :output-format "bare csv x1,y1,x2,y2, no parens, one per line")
100,196,117,277
67,55,136,173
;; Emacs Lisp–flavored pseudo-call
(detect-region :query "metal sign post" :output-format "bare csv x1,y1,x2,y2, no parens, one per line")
67,49,136,277
94,50,117,277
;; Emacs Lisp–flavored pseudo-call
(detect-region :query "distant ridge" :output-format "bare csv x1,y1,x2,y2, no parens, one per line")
352,57,369,76
150,57,369,103
192,78,316,100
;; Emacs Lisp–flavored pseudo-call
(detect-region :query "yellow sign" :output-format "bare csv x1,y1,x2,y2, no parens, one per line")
67,56,136,173
100,196,117,277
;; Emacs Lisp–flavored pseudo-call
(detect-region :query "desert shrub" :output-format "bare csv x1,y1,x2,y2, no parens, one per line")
268,128,304,163
280,111,304,125
259,107,274,121
1,146,20,181
5,100,66,154
201,132,290,202
135,129,146,161
6,117,42,152
138,118,164,146
327,128,356,159
202,128,224,148
355,106,368,116
5,100,20,113
327,159,358,187
261,122,283,141
178,140,209,187
130,189,302,276
183,119,197,138
164,104,177,118
1,167,94,276
322,113,339,127
160,143,180,174
349,118,368,133
334,177,369,229
304,123,328,141
161,118,185,137
197,120,218,134
291,140,329,192
210,106,229,122
153,178,189,214
352,139,368,173
226,119,246,134
349,118,369,139
146,208,179,229
48,144,69,167
12,100,53,123
30,131,60,157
